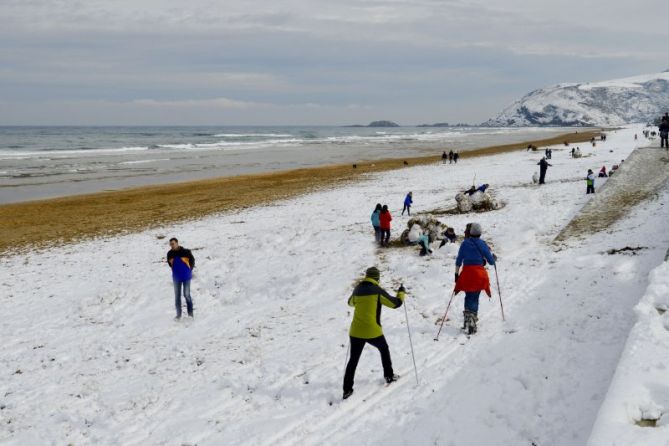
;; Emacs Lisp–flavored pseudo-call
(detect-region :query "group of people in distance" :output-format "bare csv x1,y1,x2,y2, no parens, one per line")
441,150,460,164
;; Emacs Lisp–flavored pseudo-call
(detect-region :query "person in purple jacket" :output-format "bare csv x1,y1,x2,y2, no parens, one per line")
167,237,195,319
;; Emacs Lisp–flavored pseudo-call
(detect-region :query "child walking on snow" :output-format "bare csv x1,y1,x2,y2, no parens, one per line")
586,169,595,194
370,203,382,242
454,223,496,334
402,192,413,216
379,205,392,247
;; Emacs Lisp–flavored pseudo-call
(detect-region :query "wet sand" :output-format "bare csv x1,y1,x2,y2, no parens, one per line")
2,131,599,253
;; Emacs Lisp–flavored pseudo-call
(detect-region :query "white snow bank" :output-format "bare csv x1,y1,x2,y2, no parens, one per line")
588,257,669,446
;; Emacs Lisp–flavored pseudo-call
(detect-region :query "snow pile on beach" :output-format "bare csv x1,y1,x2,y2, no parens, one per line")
1,125,668,445
588,257,669,445
485,71,669,126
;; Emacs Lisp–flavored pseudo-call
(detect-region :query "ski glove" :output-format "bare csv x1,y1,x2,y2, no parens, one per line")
398,285,406,293
454,273,459,282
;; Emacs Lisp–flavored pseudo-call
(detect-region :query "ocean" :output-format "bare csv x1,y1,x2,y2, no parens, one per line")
0,125,573,203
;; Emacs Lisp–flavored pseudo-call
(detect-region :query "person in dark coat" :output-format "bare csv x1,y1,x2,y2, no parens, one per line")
659,114,669,149
442,151,448,164
448,150,454,164
167,238,195,319
453,151,459,163
537,157,552,184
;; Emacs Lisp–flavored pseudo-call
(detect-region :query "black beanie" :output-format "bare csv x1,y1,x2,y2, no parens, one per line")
365,267,380,281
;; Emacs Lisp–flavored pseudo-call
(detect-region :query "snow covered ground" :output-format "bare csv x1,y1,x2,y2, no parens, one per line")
2,125,668,445
587,257,669,446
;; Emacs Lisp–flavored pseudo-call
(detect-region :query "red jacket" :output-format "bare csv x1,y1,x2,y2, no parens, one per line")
379,211,392,230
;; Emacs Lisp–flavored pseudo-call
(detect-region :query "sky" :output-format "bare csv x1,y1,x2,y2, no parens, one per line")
0,0,666,126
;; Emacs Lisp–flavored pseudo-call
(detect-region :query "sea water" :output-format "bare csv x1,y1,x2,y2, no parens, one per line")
0,125,573,203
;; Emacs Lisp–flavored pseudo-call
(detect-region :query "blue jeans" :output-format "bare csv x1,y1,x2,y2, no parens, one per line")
174,280,193,317
464,291,480,314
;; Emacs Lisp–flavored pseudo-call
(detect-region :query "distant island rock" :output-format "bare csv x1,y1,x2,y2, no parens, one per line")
367,120,399,127
417,122,450,127
344,120,400,128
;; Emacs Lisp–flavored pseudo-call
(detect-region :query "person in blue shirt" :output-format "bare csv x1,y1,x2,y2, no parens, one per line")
167,237,195,320
454,223,496,334
370,203,382,242
402,192,413,216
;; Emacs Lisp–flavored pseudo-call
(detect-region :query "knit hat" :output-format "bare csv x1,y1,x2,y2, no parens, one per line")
365,266,380,281
469,222,482,237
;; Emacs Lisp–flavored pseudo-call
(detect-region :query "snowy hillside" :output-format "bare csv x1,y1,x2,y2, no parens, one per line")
2,126,669,445
485,71,669,127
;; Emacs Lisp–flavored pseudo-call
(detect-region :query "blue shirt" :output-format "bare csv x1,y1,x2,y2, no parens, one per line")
456,238,495,267
371,210,380,227
172,256,193,282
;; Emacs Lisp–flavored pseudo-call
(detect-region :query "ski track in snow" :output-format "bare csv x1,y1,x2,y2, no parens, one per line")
1,125,668,445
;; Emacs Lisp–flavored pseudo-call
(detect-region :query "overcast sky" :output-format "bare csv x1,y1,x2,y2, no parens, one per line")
0,0,666,125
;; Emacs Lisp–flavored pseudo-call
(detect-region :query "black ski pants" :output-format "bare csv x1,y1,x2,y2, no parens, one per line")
661,135,668,148
381,229,391,245
343,335,394,392
587,185,595,194
539,169,547,184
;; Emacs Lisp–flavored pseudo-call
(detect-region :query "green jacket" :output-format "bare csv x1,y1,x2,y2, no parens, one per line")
348,278,405,339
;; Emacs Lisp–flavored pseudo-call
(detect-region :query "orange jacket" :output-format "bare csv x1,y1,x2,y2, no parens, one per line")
454,265,491,297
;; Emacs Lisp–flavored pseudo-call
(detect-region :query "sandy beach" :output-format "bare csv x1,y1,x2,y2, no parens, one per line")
2,130,599,253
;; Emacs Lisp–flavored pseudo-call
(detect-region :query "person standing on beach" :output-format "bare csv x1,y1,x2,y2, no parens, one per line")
402,192,413,216
371,203,382,242
453,151,460,164
659,113,669,149
442,151,448,164
343,266,405,399
586,169,595,194
448,150,454,164
167,238,195,319
537,157,552,184
454,223,495,335
379,205,392,247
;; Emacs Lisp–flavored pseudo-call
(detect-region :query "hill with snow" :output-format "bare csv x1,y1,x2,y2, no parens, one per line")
485,71,669,127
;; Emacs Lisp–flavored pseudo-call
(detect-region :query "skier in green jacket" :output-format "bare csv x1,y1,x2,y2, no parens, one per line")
343,266,406,399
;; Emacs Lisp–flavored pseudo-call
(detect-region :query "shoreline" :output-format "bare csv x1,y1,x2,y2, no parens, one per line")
2,130,600,253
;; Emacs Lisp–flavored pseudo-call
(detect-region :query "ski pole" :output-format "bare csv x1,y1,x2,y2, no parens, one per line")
494,264,505,321
344,340,350,372
434,290,456,341
402,286,419,385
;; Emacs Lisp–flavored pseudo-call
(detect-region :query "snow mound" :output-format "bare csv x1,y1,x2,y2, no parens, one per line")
455,191,501,213
588,258,669,445
400,215,448,245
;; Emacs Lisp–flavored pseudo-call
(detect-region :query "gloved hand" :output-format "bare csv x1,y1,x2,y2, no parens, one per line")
398,285,406,293
454,272,459,282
